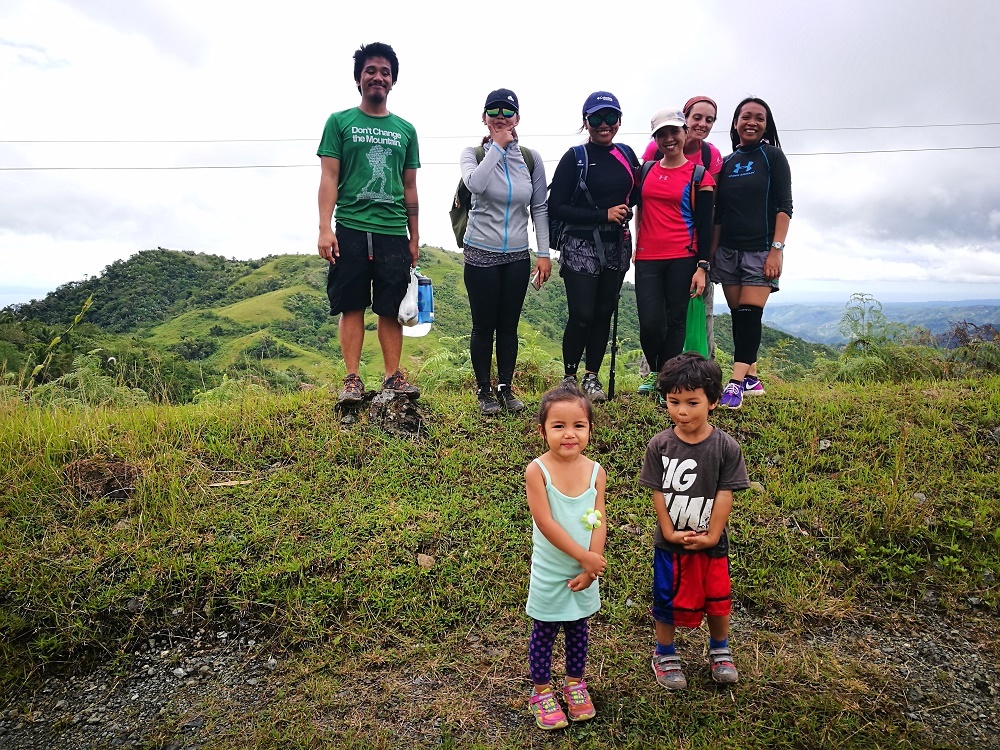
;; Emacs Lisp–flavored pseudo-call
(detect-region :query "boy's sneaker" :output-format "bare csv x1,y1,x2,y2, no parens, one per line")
651,653,687,690
562,678,596,722
637,372,658,395
477,387,501,415
708,647,739,684
496,384,525,413
580,372,607,402
720,381,743,410
383,370,420,399
742,375,765,396
337,373,365,404
529,690,568,730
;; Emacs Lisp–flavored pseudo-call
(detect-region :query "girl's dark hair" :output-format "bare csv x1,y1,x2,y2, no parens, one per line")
353,42,399,83
537,383,594,426
656,353,723,403
729,96,781,150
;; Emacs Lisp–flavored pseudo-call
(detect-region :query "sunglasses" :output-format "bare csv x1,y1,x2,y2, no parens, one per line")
485,107,517,118
587,112,621,127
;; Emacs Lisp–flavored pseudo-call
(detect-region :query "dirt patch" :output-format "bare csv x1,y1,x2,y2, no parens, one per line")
64,457,141,502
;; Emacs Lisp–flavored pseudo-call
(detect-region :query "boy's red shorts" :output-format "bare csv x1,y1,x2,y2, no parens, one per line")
652,548,731,629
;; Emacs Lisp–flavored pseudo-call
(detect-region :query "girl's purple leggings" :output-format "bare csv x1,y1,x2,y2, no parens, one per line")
528,617,589,685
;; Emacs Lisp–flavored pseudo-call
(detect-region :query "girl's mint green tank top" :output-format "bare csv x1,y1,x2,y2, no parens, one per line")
525,457,602,622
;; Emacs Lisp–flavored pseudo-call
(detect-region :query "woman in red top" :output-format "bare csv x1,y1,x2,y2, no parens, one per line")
634,109,716,393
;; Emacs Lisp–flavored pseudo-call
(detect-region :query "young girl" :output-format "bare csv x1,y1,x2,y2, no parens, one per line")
524,385,608,729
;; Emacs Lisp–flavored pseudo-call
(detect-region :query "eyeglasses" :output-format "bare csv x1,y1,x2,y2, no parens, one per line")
485,107,517,118
587,112,621,128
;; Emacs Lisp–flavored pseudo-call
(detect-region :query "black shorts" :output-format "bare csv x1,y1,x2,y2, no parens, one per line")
326,224,412,317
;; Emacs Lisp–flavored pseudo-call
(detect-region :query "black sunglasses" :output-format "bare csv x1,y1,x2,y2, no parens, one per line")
587,112,621,127
485,107,517,118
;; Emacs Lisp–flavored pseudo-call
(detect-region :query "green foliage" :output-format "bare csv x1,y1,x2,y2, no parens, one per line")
29,354,150,407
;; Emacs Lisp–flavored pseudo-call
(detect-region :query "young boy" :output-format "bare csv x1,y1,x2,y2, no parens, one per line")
638,352,750,688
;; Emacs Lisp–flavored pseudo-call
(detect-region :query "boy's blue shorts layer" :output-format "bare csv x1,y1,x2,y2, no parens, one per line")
652,547,731,629
326,224,411,317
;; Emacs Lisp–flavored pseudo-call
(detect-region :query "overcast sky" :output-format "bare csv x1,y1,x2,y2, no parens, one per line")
2,0,998,308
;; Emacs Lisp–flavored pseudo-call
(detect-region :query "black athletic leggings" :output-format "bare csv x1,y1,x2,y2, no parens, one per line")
562,267,626,376
634,257,697,373
464,257,530,387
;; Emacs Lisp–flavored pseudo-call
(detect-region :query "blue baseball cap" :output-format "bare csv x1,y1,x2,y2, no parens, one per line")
582,91,622,115
484,88,519,112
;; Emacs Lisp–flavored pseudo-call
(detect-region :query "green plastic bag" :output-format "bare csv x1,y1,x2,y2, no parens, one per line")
683,294,710,358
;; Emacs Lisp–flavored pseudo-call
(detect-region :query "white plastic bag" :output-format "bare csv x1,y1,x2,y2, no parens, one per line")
397,268,419,326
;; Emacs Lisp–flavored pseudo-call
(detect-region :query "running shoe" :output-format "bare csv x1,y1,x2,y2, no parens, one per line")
580,372,607,403
637,372,658,395
651,653,687,690
720,381,743,410
477,386,501,415
562,678,596,722
529,690,568,730
382,370,420,399
742,375,765,396
708,646,739,684
495,384,525,413
337,373,365,405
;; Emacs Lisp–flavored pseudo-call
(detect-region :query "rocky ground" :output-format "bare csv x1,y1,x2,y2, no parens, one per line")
1,604,997,749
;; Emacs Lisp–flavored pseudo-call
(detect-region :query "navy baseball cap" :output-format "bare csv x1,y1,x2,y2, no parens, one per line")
582,91,622,115
484,88,519,112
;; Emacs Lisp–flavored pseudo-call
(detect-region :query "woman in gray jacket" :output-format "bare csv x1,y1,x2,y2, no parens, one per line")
461,88,550,415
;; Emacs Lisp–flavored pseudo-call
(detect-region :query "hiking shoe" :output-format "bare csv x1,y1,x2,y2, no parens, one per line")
382,370,420,399
529,690,568,730
496,384,525,413
637,372,658,395
477,386,501,415
580,372,607,403
720,381,743,409
337,373,365,404
651,653,687,690
562,679,596,722
708,647,739,684
560,374,578,390
742,375,765,396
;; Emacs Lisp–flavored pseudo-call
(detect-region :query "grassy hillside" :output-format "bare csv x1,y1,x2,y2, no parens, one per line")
1,376,997,747
3,248,836,402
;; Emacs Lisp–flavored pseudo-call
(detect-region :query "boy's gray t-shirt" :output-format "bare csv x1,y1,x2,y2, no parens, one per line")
639,427,750,557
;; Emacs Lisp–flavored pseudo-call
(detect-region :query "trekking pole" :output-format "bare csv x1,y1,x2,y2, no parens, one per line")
608,292,620,400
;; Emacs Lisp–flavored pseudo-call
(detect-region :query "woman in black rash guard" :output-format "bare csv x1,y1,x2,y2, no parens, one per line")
711,97,792,410
548,91,639,402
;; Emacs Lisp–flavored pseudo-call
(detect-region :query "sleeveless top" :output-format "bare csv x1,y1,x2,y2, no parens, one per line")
525,458,602,622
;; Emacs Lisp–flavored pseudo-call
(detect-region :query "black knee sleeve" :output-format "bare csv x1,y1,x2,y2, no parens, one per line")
732,305,763,365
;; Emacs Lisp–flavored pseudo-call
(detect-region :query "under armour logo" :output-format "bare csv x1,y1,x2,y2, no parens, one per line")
732,161,754,175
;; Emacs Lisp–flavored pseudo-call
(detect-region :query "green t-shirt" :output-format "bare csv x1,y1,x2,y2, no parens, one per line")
317,108,420,236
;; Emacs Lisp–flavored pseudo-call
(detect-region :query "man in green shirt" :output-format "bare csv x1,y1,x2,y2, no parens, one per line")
317,42,421,404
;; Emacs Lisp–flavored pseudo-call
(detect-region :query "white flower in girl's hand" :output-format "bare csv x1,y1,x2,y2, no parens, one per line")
582,509,602,530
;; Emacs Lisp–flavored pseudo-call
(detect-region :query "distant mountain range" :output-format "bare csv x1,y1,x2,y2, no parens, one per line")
764,300,1000,345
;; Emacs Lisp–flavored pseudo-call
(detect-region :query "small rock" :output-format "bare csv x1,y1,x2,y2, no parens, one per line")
416,553,435,569
626,598,638,608
912,492,927,503
246,678,259,686
818,439,832,451
749,481,765,492
86,714,102,725
968,597,983,607
265,658,277,671
172,668,186,678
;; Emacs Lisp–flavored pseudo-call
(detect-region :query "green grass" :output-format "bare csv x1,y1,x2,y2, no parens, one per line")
1,376,998,747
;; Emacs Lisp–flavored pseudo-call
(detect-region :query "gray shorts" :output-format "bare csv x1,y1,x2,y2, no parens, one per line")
712,246,779,292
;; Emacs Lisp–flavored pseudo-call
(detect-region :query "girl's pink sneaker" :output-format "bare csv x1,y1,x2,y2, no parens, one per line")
529,690,568,730
562,678,596,721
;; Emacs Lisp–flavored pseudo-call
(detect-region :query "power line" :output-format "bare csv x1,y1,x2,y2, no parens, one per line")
2,144,999,171
2,121,999,144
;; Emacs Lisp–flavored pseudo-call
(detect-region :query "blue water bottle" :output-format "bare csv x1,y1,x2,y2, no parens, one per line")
416,272,434,324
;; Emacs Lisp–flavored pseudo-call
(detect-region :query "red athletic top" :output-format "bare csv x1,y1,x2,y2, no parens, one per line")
635,160,715,261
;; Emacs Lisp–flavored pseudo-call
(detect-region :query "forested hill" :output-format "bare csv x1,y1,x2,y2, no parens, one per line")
3,247,835,401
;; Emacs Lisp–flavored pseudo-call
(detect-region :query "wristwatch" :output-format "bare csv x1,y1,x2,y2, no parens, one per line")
771,241,785,251
697,260,711,271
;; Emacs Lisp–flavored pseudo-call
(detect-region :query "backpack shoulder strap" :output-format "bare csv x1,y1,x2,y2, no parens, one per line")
475,145,486,164
569,144,595,207
693,164,706,187
700,142,711,171
518,146,535,176
637,159,657,207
